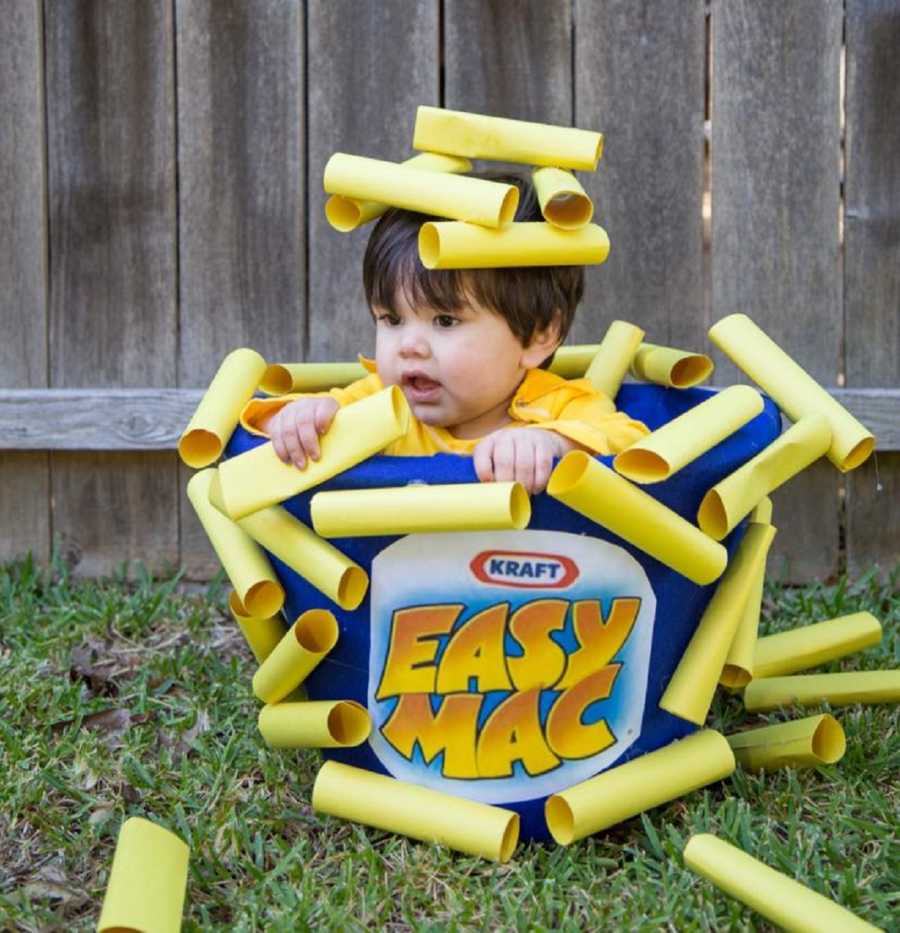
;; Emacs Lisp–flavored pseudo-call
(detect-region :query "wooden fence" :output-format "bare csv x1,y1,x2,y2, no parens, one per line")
1,0,897,583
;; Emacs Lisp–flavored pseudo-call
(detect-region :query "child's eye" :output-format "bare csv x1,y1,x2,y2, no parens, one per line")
434,314,459,329
377,313,402,327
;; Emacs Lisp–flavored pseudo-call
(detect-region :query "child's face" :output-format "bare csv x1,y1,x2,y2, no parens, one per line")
373,289,553,439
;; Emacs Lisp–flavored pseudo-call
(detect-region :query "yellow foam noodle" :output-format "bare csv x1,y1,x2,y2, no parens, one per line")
239,505,368,610
683,834,882,932
548,344,602,379
743,670,900,712
311,482,531,537
228,590,287,664
584,321,646,399
260,361,367,395
312,760,519,862
629,342,715,389
709,313,875,472
252,609,339,704
186,469,284,618
258,700,371,748
660,523,776,724
697,414,832,540
727,714,846,771
324,153,518,229
544,730,734,845
614,385,764,484
214,386,410,521
719,537,768,689
749,495,774,524
413,105,604,170
418,221,609,270
97,816,189,933
325,152,472,232
547,452,727,585
754,611,883,678
178,348,267,468
531,167,594,229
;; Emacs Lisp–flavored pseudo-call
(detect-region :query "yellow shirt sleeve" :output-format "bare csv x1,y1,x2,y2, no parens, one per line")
510,374,649,455
240,374,385,437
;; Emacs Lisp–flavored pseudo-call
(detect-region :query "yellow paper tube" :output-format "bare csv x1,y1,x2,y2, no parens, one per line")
325,152,472,232
186,470,284,618
531,167,594,229
548,452,727,585
311,482,530,537
697,414,832,540
258,700,371,749
260,361,367,395
418,220,609,270
97,817,189,933
660,524,777,724
749,495,774,524
252,609,339,704
629,342,715,389
413,105,604,170
548,344,602,379
228,590,287,664
178,348,267,468
684,834,882,932
743,670,900,712
727,714,846,771
754,612,883,679
323,153,517,229
312,760,519,862
545,730,735,845
719,534,768,689
239,506,368,610
614,385,764,484
709,313,875,472
584,321,646,399
212,386,410,521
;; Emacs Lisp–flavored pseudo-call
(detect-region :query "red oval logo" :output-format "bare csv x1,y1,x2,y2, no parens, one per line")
469,550,580,589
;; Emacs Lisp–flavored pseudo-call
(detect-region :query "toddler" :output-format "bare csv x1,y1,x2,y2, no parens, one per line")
241,172,648,494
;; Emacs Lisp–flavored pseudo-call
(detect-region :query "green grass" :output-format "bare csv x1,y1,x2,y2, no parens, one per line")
1,553,897,931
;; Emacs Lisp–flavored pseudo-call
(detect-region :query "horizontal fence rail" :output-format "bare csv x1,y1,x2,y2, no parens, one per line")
1,387,898,452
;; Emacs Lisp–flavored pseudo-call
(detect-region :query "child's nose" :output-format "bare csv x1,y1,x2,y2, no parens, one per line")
399,328,431,358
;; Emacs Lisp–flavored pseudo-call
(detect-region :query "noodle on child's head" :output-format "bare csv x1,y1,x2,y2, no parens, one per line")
362,170,585,368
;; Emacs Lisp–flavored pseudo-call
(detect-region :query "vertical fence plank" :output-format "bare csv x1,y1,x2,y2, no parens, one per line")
307,0,439,362
711,0,843,582
176,0,305,578
45,2,178,577
845,0,900,576
0,2,49,564
444,0,571,124
575,1,706,347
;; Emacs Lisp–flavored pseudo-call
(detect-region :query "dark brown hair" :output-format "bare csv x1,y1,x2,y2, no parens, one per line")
362,170,585,366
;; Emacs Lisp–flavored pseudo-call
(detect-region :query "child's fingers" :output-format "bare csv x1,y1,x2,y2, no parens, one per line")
533,443,554,495
296,420,321,463
314,400,338,435
473,437,495,483
512,434,536,494
270,417,290,465
491,435,517,484
283,423,307,470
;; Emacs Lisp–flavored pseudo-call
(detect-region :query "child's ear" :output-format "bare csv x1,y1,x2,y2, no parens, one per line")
520,313,562,369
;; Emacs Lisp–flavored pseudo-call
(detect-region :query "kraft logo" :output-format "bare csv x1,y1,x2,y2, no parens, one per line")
470,550,579,589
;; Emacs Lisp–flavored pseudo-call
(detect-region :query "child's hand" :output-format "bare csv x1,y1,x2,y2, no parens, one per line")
473,428,579,494
262,397,340,470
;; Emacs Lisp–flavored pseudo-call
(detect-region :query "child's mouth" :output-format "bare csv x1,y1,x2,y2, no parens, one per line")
402,373,442,402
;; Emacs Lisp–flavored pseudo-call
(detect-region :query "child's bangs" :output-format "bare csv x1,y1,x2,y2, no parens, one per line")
374,243,470,316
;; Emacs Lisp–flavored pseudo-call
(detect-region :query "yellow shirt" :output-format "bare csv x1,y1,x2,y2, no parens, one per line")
241,365,648,456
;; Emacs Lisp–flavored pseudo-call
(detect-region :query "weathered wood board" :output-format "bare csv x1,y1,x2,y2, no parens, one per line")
711,0,843,582
175,0,305,578
0,2,49,563
45,2,178,577
844,0,900,576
